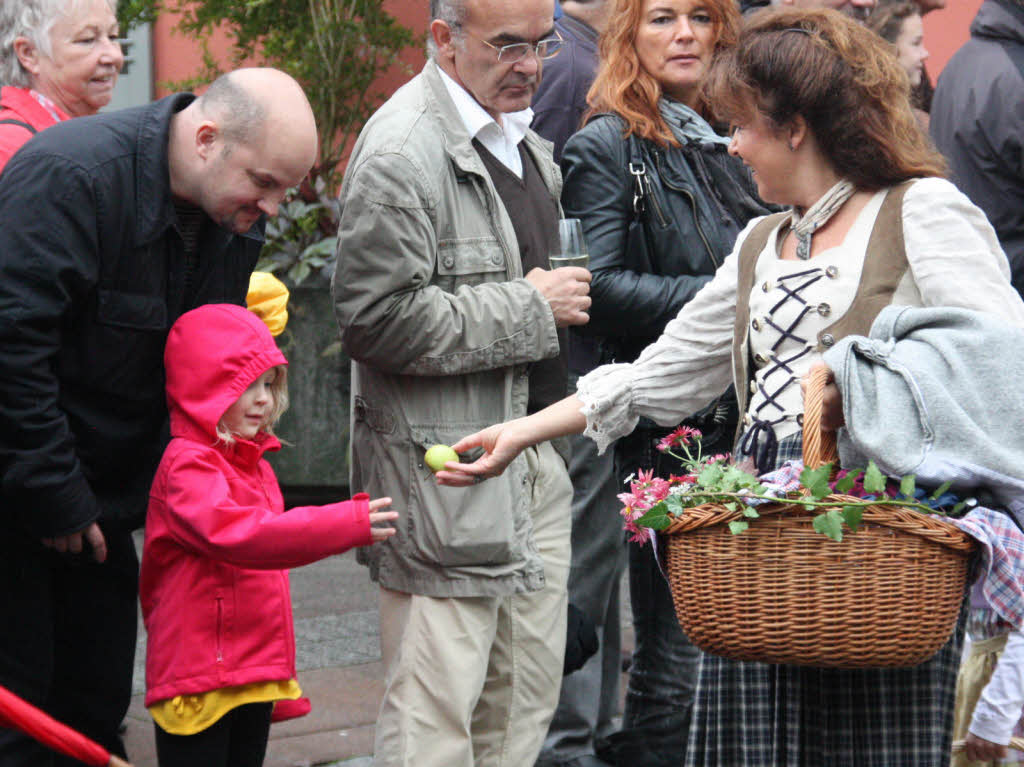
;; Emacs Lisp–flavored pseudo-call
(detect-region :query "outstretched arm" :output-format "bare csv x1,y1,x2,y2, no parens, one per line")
436,394,589,486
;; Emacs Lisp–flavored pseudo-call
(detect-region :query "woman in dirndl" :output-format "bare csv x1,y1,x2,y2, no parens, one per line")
439,7,1024,766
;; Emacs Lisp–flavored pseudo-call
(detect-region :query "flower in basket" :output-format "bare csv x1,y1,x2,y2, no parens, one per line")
623,427,968,543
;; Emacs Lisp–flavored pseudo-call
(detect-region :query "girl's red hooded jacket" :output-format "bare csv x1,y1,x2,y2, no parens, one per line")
140,304,372,707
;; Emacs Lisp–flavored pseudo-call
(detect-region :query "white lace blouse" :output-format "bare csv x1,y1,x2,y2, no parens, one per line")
576,177,1024,455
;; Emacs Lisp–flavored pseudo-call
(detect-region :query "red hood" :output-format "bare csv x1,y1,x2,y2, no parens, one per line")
164,304,288,444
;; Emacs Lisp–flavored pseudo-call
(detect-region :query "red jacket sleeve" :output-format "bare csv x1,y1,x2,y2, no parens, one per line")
156,450,374,569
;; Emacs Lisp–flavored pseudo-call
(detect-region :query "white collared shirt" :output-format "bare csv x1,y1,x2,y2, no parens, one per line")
438,66,533,178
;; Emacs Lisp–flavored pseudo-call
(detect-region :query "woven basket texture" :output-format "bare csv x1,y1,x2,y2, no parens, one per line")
662,367,976,668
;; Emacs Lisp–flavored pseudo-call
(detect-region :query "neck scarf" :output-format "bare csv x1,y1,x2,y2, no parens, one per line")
790,179,855,260
658,98,730,148
30,90,65,123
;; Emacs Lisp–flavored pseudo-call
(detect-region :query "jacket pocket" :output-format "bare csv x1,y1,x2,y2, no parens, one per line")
407,423,517,568
71,288,168,397
435,237,506,293
96,288,167,330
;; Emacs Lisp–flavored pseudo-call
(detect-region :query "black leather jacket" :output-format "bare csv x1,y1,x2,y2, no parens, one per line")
562,114,772,362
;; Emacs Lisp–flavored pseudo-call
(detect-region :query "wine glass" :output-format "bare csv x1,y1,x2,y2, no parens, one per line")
549,218,589,270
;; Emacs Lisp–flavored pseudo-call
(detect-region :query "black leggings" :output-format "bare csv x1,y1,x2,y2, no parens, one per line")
154,702,273,767
0,525,138,767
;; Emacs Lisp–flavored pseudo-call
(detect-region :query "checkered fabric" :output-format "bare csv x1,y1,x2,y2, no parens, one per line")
685,433,967,766
954,509,1024,631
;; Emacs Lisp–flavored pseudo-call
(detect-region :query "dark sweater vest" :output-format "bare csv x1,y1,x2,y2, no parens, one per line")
474,139,567,413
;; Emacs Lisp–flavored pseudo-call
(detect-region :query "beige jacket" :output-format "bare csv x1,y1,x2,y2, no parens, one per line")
332,60,564,597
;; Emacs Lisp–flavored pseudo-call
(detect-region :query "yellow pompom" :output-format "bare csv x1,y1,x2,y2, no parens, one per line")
246,272,289,336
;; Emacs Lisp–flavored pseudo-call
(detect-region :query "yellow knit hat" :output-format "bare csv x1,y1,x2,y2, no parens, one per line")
246,272,290,336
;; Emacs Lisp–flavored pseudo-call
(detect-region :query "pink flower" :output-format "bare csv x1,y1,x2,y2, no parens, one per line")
617,492,646,522
668,473,697,485
624,522,652,544
629,468,671,504
656,425,702,453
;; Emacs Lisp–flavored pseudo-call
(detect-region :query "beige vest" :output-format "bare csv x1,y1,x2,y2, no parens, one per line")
731,182,913,437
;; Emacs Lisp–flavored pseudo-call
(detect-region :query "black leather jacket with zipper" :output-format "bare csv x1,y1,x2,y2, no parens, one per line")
561,113,773,363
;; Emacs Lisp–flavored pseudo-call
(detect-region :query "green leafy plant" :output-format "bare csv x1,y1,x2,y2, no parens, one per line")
117,0,159,33
256,177,340,285
620,425,964,543
160,0,417,192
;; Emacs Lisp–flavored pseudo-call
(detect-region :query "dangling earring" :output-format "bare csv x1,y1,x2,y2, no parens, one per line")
788,140,796,152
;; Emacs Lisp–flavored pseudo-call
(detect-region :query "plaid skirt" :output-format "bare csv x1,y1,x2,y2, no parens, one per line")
683,434,968,766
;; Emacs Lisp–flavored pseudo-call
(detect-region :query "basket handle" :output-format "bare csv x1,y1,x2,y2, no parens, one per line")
801,365,839,470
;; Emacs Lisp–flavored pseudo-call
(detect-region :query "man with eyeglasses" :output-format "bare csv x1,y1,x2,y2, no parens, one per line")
332,1,591,765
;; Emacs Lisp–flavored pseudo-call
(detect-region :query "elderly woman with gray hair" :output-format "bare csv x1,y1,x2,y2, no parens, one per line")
0,0,122,171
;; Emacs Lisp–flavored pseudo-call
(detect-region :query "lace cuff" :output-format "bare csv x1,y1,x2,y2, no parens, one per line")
576,362,640,455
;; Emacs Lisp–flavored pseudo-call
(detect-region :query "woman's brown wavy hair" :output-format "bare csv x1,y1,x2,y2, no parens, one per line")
585,0,741,146
701,7,945,189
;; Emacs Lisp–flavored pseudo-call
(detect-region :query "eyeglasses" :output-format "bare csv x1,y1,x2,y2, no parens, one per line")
462,29,564,63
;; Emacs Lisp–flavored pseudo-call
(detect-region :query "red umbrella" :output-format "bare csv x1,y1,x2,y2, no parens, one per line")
0,685,132,767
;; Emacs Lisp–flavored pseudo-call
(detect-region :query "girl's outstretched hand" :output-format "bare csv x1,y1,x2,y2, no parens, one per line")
368,497,398,542
435,420,529,487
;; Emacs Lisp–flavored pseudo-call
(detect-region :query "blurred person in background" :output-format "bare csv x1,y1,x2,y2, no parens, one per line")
868,0,931,129
908,0,945,113
740,0,876,23
931,0,1024,300
531,0,609,163
0,0,123,171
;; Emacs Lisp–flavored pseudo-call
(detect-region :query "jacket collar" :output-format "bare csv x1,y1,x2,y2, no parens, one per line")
421,60,562,199
435,65,534,148
133,93,265,249
0,86,70,128
423,59,495,178
175,418,281,470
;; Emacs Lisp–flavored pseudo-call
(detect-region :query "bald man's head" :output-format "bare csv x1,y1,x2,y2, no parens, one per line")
197,68,318,156
171,67,319,234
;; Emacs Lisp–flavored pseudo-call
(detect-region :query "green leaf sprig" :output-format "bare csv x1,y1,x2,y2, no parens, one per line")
631,457,960,542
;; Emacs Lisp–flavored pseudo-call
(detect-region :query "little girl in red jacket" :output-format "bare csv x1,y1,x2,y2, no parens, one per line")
140,303,397,767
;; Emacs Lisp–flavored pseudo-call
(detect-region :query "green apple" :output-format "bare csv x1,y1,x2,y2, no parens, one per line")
424,444,459,473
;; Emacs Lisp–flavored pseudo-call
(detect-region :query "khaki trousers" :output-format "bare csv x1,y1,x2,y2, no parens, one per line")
373,441,572,767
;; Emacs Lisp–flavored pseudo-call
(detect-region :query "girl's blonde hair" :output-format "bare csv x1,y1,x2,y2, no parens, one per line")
215,365,289,445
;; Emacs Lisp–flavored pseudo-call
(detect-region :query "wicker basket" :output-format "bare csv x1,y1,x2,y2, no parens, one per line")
662,367,977,668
